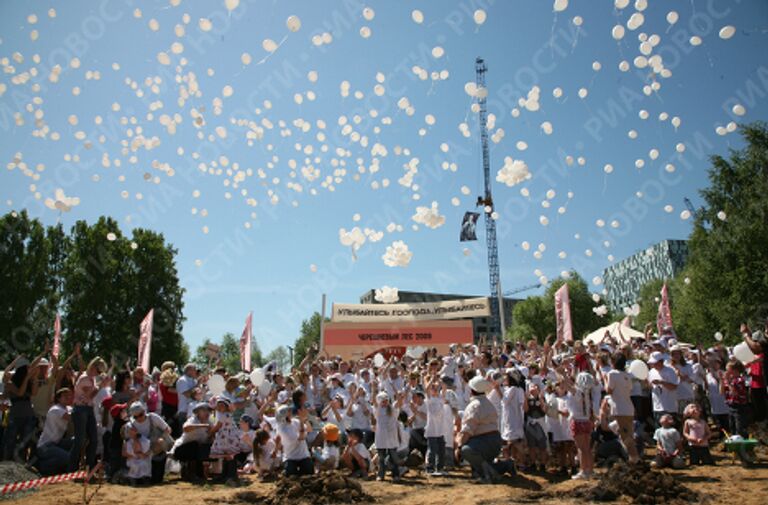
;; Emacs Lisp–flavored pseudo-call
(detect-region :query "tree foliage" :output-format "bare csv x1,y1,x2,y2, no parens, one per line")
0,212,188,367
670,123,768,343
292,312,323,367
266,346,290,374
192,332,264,373
509,273,606,341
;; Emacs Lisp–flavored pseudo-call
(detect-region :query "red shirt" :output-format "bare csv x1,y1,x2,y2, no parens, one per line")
749,354,765,389
159,383,178,407
724,375,748,405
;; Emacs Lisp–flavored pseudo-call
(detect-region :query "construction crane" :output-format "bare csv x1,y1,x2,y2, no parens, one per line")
474,57,502,337
504,283,542,297
683,197,704,220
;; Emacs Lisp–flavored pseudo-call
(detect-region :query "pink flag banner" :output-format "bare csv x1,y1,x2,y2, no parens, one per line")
554,284,574,343
52,313,61,359
138,309,154,371
656,283,673,333
240,311,253,371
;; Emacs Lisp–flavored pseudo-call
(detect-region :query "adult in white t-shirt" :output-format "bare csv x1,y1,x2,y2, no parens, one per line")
36,388,73,476
605,353,638,462
647,352,678,426
175,364,198,423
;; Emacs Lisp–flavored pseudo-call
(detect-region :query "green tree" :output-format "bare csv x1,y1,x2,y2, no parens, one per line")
509,273,606,341
674,123,768,344
0,211,63,364
193,333,264,373
634,279,666,331
293,312,323,366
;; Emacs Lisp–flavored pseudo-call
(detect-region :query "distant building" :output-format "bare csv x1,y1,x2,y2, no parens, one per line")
603,239,689,312
359,289,519,340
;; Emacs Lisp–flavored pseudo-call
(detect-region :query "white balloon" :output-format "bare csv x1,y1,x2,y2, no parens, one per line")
615,0,630,8
553,0,568,12
666,11,679,24
733,342,757,364
262,38,278,52
411,9,424,24
689,35,702,46
473,9,487,25
714,331,723,342
719,25,735,40
207,374,226,396
373,353,385,367
612,25,625,40
732,104,746,116
224,0,240,12
629,360,649,381
250,368,265,386
286,15,301,32
258,380,272,397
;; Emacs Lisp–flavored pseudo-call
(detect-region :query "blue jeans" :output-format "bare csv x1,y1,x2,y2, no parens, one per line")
2,415,37,462
69,405,97,471
376,448,400,479
728,403,749,438
284,457,314,476
37,439,73,476
461,431,502,478
426,436,446,471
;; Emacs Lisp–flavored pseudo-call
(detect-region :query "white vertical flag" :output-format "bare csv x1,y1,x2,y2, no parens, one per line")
138,309,154,371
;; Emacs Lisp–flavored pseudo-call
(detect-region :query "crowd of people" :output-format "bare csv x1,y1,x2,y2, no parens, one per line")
1,322,766,487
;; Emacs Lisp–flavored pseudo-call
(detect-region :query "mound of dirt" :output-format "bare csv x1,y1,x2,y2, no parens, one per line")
0,461,41,500
229,472,373,505
570,461,700,504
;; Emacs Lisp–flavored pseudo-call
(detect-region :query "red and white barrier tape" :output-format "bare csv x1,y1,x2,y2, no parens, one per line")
1,470,87,495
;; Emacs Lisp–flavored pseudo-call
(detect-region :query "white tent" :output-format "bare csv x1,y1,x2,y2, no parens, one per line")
583,321,645,345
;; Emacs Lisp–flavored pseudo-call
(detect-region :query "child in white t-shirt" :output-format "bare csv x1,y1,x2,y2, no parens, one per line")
252,429,279,480
342,429,370,478
424,377,445,475
123,425,151,485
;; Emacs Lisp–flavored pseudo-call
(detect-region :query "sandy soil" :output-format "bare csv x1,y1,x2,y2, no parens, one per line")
10,447,768,505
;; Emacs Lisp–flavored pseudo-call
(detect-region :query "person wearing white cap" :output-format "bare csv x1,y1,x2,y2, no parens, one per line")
457,376,513,483
276,404,313,476
647,352,679,427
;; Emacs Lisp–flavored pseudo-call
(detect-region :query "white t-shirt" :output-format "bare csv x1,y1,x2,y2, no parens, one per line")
277,418,310,461
374,407,400,449
565,390,594,421
706,372,729,416
673,363,695,401
176,375,196,415
549,395,572,442
648,366,679,413
500,386,525,442
442,403,457,447
346,401,372,431
125,437,152,479
350,442,370,461
653,426,681,454
38,404,70,447
606,370,635,417
424,397,445,438
128,412,169,439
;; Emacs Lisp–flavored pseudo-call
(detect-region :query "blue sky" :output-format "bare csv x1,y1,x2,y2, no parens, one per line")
2,0,767,354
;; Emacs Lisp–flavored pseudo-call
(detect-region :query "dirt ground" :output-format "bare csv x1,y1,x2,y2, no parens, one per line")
9,446,768,505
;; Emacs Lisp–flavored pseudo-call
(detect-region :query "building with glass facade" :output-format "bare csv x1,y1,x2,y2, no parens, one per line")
603,239,689,312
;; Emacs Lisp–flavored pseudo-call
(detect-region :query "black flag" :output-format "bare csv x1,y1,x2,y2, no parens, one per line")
460,212,480,242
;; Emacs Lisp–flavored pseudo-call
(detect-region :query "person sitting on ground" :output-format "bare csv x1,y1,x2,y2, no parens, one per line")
35,387,73,476
342,428,370,478
316,423,341,471
123,425,152,486
252,429,279,480
652,414,685,469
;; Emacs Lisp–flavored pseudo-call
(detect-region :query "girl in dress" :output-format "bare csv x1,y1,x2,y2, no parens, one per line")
210,397,241,485
123,425,151,486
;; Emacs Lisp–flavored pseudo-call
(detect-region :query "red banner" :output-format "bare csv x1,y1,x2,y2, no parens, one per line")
554,284,573,343
138,309,154,371
323,320,473,360
52,313,61,359
657,283,673,333
240,311,252,371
